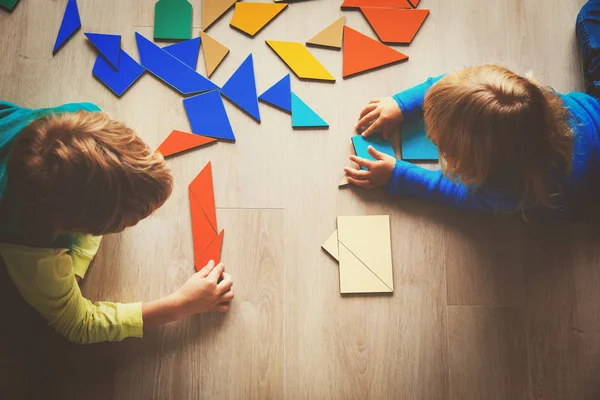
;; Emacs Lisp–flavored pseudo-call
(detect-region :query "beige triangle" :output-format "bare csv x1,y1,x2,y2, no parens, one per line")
338,242,392,293
200,31,230,78
322,230,339,261
202,0,238,30
337,216,393,290
307,16,345,49
339,175,349,188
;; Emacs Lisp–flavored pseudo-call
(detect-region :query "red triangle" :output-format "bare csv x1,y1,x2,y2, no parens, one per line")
342,26,409,78
189,162,217,232
409,0,420,7
195,230,224,271
190,189,218,261
156,130,216,158
361,8,429,44
341,0,411,8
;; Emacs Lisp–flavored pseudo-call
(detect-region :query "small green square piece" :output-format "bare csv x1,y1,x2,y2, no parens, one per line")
0,0,19,11
154,0,192,40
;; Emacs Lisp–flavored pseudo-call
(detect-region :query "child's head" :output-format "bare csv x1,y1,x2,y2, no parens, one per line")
7,111,172,238
424,65,573,206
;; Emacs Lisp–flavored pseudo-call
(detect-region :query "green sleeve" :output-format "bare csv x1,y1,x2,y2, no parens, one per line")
69,234,103,279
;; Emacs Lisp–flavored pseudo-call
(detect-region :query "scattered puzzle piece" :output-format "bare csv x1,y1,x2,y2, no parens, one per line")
339,175,349,187
0,0,18,10
307,16,345,49
230,2,287,36
190,190,218,263
341,0,411,8
154,0,192,40
136,32,218,95
202,0,237,30
401,117,438,161
361,7,429,44
200,31,230,77
163,37,201,70
220,54,261,122
322,230,339,261
342,26,408,78
409,0,420,7
156,130,216,158
351,134,396,170
190,162,218,232
53,0,80,54
85,33,121,69
259,74,291,113
195,230,224,270
183,90,236,141
266,40,335,82
92,49,144,97
291,92,328,128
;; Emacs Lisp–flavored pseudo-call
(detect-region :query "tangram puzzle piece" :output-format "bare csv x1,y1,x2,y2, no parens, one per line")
409,0,420,7
202,0,237,30
291,93,328,128
361,8,429,44
401,117,438,161
230,2,287,37
351,134,396,170
337,215,393,294
342,26,408,78
195,230,225,270
341,0,411,8
154,0,192,40
156,130,216,157
136,32,218,95
92,49,144,97
85,33,121,69
321,230,339,261
307,16,345,49
220,54,261,122
53,0,80,54
0,0,18,10
183,90,236,141
200,31,229,77
266,40,335,82
163,37,201,70
259,74,291,113
190,161,217,231
339,175,349,187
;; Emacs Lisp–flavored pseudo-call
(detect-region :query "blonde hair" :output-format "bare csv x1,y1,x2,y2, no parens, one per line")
424,65,573,208
6,111,172,239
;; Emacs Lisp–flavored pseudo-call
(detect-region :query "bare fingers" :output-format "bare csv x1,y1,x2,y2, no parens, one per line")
347,177,375,189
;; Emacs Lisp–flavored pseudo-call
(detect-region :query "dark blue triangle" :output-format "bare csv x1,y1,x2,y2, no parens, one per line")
220,54,261,122
163,37,201,70
53,0,81,54
85,33,121,69
258,74,291,113
183,90,236,141
92,49,144,97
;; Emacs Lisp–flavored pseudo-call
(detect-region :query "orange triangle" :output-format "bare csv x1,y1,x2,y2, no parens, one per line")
202,0,237,30
342,26,408,78
156,130,216,158
361,8,429,44
307,16,345,49
190,189,218,261
409,0,420,7
195,230,224,271
200,31,230,77
341,0,411,8
189,162,217,232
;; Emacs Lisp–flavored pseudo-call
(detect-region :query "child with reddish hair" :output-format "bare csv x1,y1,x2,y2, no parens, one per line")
0,102,234,344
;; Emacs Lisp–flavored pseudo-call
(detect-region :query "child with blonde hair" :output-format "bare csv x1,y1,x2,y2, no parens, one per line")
0,102,234,344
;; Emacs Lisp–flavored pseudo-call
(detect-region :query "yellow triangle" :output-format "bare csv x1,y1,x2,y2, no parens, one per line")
338,243,392,294
200,31,230,78
230,3,288,36
202,0,238,30
307,16,345,49
266,40,335,81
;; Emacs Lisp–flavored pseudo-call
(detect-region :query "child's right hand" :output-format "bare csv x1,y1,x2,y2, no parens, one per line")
355,97,404,140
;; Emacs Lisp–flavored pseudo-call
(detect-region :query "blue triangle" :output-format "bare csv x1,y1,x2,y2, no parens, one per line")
291,92,328,128
93,49,144,97
220,54,261,122
163,37,201,70
259,74,291,113
85,33,121,69
53,0,81,54
183,89,235,141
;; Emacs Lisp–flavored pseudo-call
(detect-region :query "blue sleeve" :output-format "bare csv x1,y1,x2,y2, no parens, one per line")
392,75,445,120
386,160,522,213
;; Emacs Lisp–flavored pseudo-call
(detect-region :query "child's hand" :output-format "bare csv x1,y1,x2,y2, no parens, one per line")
173,260,234,317
355,97,403,140
345,146,396,189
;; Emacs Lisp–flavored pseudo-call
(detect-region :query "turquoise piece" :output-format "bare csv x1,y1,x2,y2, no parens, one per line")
351,134,396,170
400,117,438,161
291,92,328,128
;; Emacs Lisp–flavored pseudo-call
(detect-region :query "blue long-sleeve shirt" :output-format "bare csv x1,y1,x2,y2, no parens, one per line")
388,77,600,218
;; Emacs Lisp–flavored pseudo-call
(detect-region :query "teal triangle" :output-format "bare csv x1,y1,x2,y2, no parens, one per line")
220,54,260,122
85,33,121,69
163,37,201,70
291,92,328,128
259,74,291,112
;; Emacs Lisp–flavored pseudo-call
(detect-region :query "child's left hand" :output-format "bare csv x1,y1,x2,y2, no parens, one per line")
345,146,396,189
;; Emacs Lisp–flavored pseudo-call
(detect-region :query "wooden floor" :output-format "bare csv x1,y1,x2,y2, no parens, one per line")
0,0,597,399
